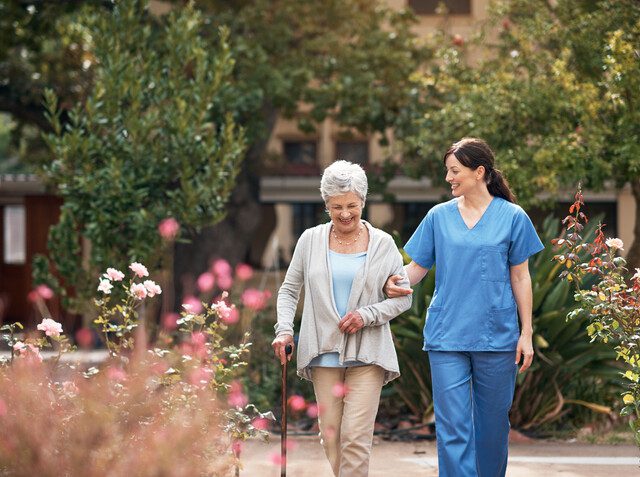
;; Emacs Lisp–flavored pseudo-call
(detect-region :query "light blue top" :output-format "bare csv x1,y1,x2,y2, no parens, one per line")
310,250,367,367
404,197,544,352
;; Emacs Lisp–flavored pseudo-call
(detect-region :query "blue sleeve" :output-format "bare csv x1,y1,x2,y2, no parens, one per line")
404,210,436,269
508,208,544,265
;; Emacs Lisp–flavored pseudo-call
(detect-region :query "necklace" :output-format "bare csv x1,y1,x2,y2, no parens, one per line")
332,224,363,246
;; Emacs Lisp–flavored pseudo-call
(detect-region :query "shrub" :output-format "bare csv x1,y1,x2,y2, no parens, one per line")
554,188,640,447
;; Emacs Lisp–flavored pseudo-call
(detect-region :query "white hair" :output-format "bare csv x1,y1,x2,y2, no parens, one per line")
320,160,368,204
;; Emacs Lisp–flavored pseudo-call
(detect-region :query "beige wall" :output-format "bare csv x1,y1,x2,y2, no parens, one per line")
617,185,636,258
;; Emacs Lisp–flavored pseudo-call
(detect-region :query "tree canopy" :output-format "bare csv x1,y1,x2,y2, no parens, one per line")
33,1,245,309
394,0,640,263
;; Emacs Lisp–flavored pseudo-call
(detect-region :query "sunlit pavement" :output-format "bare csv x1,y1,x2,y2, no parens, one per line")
239,435,640,477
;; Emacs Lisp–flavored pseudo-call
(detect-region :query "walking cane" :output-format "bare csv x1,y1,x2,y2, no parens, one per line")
281,344,293,477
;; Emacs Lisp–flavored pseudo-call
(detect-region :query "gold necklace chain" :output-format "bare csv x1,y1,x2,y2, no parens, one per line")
332,224,363,246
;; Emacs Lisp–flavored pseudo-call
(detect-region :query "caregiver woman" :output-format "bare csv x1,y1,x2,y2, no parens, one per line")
273,160,411,477
385,138,543,477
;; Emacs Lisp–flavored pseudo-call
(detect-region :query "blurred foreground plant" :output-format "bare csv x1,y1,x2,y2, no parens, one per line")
554,187,640,446
0,262,274,475
0,357,232,476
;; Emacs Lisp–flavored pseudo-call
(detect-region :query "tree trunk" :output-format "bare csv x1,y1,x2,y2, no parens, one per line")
625,179,640,271
173,105,279,305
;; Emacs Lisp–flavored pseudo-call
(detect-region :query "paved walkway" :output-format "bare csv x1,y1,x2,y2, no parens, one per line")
239,435,639,476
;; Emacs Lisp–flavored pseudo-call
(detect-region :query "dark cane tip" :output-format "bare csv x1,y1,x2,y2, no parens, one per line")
285,344,293,355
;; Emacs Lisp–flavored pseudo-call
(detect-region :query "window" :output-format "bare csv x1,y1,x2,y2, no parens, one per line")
336,141,369,166
292,203,325,243
402,203,437,242
283,141,317,167
3,205,26,264
408,0,471,15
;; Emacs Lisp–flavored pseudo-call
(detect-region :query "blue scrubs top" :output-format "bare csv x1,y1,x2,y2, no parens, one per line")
404,197,544,352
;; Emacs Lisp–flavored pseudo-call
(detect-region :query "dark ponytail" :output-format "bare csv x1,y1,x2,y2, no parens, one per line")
443,137,517,203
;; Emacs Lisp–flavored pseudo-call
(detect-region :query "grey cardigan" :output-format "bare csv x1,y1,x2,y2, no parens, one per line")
275,221,412,385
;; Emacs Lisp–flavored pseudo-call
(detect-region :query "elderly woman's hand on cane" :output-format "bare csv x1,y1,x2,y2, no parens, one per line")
272,334,295,365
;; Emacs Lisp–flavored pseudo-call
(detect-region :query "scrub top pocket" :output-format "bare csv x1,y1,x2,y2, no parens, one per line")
488,305,519,348
480,246,509,282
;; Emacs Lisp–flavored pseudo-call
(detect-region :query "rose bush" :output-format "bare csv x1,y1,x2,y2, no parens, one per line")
0,263,274,475
554,188,640,447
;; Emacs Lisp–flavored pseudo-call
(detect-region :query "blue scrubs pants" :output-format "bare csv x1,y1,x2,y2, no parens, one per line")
428,351,517,477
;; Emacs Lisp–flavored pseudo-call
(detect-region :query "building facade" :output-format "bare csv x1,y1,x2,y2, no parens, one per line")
258,0,632,268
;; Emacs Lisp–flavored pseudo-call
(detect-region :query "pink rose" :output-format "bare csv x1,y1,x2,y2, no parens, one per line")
217,274,233,290
162,312,179,331
287,395,306,412
197,272,215,293
37,318,63,338
35,285,54,300
212,259,232,277
129,262,149,278
213,300,237,324
28,285,54,302
228,380,248,408
228,390,248,408
252,417,269,430
182,295,203,314
130,283,148,300
143,280,162,297
235,263,254,281
241,288,271,311
103,268,125,281
75,328,94,349
158,217,180,240
226,307,240,324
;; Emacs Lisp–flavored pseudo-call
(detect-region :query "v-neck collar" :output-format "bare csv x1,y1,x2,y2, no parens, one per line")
454,196,496,231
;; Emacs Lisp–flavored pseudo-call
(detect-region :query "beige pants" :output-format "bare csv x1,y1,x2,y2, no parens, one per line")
311,365,385,477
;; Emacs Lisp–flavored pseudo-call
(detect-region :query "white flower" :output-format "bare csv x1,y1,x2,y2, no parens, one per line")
510,50,519,58
98,279,113,295
143,280,162,297
103,268,125,281
130,283,148,300
632,268,640,281
605,237,624,250
37,318,63,337
13,341,26,351
129,262,149,278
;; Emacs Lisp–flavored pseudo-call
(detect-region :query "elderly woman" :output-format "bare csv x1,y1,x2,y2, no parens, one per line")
272,160,411,477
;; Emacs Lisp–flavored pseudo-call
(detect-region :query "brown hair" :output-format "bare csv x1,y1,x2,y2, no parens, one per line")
443,137,516,203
